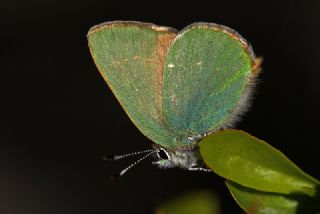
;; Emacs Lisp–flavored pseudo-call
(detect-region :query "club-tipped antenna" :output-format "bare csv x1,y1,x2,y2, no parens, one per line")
110,150,158,180
103,149,154,161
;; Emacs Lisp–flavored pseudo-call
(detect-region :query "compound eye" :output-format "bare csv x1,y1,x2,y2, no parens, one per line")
157,149,169,160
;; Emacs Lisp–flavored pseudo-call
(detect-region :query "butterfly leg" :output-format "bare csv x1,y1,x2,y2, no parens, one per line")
187,167,212,172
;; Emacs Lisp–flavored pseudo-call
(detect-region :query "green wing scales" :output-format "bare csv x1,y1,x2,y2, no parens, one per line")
162,23,258,144
87,21,178,146
87,21,259,148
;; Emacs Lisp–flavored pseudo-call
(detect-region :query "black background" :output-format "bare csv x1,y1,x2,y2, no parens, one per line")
1,0,320,213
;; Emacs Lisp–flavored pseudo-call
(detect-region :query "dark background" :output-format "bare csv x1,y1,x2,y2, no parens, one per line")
1,0,320,213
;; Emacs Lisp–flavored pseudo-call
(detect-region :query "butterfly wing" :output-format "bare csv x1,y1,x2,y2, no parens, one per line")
87,21,178,146
162,23,259,145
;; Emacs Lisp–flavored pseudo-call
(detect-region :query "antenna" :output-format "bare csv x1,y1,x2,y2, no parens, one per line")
109,150,158,180
103,149,154,161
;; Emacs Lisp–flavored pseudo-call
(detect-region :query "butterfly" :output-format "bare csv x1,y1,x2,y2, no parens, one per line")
87,21,261,178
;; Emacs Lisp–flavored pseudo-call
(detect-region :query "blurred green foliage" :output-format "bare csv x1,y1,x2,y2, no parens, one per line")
155,190,220,214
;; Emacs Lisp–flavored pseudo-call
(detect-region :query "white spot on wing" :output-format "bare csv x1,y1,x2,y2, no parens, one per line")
168,63,175,68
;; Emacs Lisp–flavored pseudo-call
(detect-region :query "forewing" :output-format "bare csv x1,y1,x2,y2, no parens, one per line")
88,21,177,146
162,23,257,141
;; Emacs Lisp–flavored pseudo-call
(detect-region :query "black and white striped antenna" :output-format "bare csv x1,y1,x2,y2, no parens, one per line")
103,149,154,161
103,149,158,179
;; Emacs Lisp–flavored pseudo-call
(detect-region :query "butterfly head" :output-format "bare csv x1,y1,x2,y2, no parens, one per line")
152,146,209,171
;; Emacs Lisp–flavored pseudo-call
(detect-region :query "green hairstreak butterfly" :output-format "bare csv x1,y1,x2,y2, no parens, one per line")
87,21,261,177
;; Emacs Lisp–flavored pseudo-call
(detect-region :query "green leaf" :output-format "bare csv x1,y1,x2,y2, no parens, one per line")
155,190,220,214
226,180,320,214
199,129,319,197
